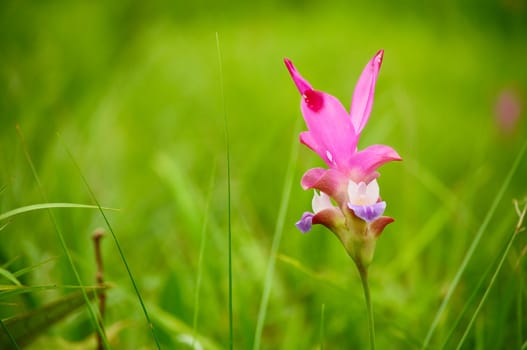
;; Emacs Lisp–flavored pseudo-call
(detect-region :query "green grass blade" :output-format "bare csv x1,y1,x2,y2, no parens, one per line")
0,203,118,222
149,304,222,350
0,284,105,299
421,139,527,349
16,125,110,349
0,319,20,350
215,32,233,350
57,134,161,349
0,268,22,286
438,234,503,349
192,162,216,349
252,118,300,350
319,303,326,350
454,200,527,350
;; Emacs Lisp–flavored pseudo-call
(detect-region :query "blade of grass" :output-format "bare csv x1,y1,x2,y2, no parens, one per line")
0,284,106,299
13,256,57,278
454,200,527,350
438,210,516,349
57,134,162,350
0,203,118,222
215,32,233,350
0,268,22,286
16,125,110,349
191,161,216,349
0,318,20,350
421,139,527,349
319,303,326,350
252,118,300,350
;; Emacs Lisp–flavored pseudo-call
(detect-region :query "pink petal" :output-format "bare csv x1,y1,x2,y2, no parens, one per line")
348,144,402,182
300,91,357,169
284,58,312,95
312,207,345,231
350,50,384,135
369,216,395,238
301,168,349,205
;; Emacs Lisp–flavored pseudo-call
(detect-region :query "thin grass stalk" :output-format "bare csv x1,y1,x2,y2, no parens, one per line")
215,32,233,350
252,118,300,350
517,223,526,349
421,140,527,349
439,210,516,349
58,135,161,349
16,125,111,349
0,318,20,350
319,303,326,350
191,163,216,349
358,265,375,350
454,200,527,350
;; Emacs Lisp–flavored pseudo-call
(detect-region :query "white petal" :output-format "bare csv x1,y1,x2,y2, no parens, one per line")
347,179,379,205
364,179,380,204
312,191,334,213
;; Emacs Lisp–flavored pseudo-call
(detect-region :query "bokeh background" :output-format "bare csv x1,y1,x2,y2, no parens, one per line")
1,0,527,348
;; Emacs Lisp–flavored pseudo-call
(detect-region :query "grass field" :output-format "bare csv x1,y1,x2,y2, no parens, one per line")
1,1,527,349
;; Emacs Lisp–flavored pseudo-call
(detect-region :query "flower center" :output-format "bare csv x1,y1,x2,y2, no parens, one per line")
347,179,379,206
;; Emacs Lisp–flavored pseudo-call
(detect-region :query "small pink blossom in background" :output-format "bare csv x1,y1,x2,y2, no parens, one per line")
495,88,522,135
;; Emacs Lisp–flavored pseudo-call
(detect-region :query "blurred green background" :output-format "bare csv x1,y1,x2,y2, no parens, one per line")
1,0,526,349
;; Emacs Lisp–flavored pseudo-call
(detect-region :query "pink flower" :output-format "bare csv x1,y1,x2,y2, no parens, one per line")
286,50,401,266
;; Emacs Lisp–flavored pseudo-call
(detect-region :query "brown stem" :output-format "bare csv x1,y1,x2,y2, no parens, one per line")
92,228,106,350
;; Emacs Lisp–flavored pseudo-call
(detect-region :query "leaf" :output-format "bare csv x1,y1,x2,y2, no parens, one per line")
0,287,106,349
0,203,119,223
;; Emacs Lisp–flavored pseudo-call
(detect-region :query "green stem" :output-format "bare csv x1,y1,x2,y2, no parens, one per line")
358,264,375,350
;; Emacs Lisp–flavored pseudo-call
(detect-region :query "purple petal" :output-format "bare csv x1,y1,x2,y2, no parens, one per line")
350,50,383,135
348,144,402,182
296,212,314,233
348,201,386,222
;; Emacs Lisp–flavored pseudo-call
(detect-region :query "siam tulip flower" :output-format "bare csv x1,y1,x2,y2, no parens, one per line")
285,50,401,268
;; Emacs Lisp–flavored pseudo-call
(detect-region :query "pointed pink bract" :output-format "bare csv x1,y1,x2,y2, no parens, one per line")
350,50,384,135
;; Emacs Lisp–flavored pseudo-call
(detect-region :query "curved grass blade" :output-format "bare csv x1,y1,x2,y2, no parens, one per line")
0,319,19,350
215,32,233,350
0,268,22,286
319,303,326,350
252,118,300,350
421,140,527,349
149,304,221,350
16,125,111,349
0,284,105,299
438,210,516,349
57,134,161,349
454,200,527,350
0,203,118,222
192,162,216,349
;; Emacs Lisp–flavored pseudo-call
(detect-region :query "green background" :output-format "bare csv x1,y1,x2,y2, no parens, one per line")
1,0,526,348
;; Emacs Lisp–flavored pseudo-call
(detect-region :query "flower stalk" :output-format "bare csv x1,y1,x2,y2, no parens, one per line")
357,264,375,350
